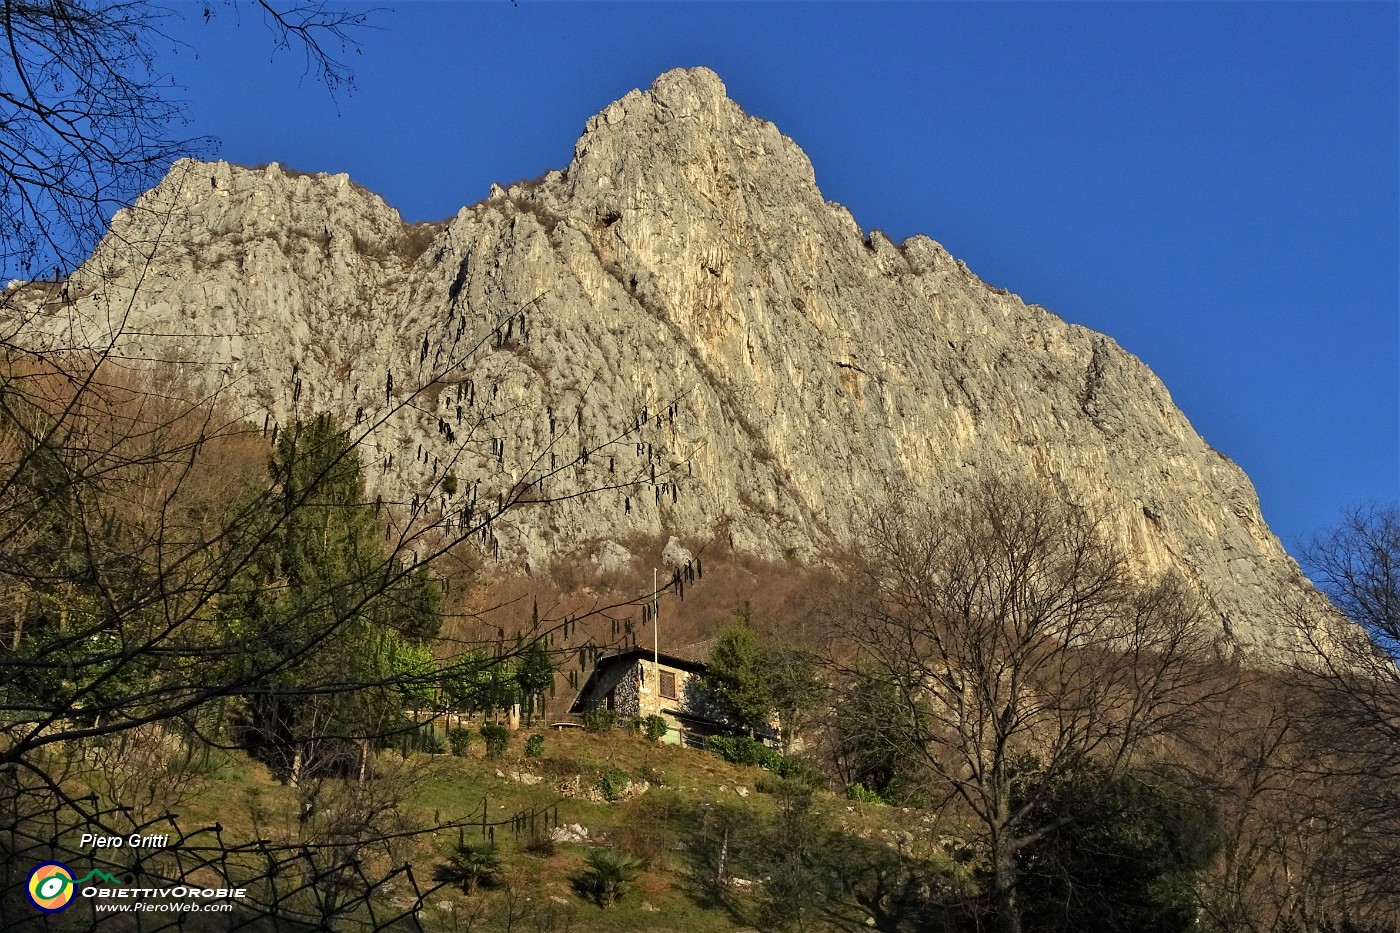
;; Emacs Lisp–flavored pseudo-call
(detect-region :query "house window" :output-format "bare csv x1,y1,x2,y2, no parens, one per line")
659,670,677,700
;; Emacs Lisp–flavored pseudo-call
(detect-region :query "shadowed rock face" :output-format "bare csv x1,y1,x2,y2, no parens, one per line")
11,67,1317,651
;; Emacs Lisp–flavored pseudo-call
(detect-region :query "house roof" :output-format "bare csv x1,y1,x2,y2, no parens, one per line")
667,639,715,666
620,645,710,674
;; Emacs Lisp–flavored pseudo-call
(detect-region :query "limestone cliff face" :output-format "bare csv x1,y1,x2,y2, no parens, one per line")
9,67,1313,650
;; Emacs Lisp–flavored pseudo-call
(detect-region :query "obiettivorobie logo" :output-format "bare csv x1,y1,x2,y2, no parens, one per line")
26,863,122,912
26,860,247,914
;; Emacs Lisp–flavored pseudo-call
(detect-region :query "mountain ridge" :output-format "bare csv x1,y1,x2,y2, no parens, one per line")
7,66,1316,652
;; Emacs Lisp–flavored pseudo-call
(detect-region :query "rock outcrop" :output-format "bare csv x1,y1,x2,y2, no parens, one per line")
6,67,1317,651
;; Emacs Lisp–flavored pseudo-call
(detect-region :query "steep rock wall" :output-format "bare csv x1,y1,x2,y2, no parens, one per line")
7,68,1313,651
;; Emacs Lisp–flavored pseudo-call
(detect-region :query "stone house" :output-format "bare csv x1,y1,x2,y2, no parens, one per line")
568,646,773,747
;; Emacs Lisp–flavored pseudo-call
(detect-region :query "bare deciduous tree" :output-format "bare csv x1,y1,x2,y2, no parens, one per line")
1305,506,1400,655
828,476,1222,933
1290,505,1400,922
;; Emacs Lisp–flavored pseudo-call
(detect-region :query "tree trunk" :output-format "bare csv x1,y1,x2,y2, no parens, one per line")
718,826,729,883
993,847,1022,933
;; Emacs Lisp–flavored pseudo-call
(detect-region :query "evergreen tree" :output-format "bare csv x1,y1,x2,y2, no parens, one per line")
516,639,554,721
1015,765,1221,933
233,413,441,780
703,605,773,736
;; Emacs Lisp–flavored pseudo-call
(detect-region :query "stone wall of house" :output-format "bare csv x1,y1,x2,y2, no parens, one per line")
576,663,629,715
612,662,644,717
635,658,728,722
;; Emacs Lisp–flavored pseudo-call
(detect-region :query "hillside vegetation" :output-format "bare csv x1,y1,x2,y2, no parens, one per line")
0,359,1396,932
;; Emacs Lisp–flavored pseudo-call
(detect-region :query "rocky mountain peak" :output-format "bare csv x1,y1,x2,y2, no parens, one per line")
567,67,820,216
581,66,733,138
5,69,1326,654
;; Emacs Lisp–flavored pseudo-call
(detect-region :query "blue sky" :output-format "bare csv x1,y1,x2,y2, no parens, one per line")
156,1,1397,556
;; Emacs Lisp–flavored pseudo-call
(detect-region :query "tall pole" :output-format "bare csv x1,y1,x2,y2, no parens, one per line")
653,567,659,668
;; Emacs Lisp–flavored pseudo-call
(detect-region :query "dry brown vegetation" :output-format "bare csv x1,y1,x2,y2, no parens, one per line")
399,220,450,265
0,354,270,656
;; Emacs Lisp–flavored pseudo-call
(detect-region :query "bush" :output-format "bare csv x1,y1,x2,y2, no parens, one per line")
440,840,501,895
773,755,828,789
524,732,545,759
845,782,885,804
447,727,473,757
709,736,826,789
575,848,644,907
757,765,828,796
642,714,669,742
752,743,782,771
707,735,737,761
756,773,790,796
523,830,558,858
480,723,509,759
597,768,632,802
709,734,779,769
581,708,618,733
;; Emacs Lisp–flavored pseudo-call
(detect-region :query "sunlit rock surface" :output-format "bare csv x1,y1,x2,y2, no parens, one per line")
9,67,1318,652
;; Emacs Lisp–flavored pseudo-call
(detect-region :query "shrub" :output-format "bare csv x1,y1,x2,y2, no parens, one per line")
523,830,558,858
526,728,546,762
576,848,644,907
773,755,828,789
581,708,618,733
752,742,782,771
597,768,632,802
524,732,545,759
440,840,500,895
709,735,779,769
642,714,669,742
845,782,885,805
756,773,788,796
447,727,473,757
707,735,742,763
757,761,828,796
480,723,509,759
